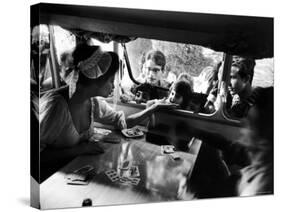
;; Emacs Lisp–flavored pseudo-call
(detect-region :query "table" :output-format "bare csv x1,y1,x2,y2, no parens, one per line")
40,129,201,209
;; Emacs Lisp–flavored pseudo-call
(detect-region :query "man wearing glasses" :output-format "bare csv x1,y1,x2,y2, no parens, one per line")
142,50,168,87
121,50,171,103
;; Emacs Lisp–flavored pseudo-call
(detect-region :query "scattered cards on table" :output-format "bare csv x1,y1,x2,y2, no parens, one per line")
104,160,141,186
161,145,182,161
66,165,95,185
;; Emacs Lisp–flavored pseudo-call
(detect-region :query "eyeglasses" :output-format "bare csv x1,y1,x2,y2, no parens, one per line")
145,66,162,73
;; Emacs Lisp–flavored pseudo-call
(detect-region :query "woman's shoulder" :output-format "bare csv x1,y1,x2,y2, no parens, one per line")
40,86,69,112
41,86,68,100
90,97,111,110
91,97,121,117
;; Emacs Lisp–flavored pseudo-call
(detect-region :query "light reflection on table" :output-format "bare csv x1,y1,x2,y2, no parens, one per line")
40,130,198,209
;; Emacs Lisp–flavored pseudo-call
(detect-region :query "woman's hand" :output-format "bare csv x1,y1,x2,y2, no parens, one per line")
77,142,105,155
147,98,178,111
153,99,179,110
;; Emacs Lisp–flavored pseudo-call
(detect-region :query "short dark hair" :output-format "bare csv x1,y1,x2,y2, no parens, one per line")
145,50,166,70
232,56,256,84
172,80,193,109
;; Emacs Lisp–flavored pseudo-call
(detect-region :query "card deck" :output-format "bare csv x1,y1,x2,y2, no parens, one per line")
105,169,116,176
129,177,140,186
119,176,131,184
119,176,140,186
109,175,120,182
105,161,141,186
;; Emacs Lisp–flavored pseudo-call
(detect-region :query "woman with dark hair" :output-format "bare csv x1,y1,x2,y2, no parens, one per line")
40,44,174,173
40,44,124,166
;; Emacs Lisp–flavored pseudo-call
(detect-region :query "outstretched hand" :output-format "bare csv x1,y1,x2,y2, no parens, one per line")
154,101,179,110
147,98,179,111
155,98,179,110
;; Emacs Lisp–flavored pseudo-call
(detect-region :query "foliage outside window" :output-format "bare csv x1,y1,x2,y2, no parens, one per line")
122,38,223,90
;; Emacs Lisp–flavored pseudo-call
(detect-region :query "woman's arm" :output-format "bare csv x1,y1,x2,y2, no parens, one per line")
126,103,158,128
126,99,178,128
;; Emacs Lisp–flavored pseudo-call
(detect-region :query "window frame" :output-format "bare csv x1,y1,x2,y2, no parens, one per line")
119,39,235,118
48,25,61,89
47,27,271,127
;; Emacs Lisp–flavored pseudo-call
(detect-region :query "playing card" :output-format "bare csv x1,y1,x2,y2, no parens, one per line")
161,145,175,154
119,160,131,170
105,169,120,182
105,169,116,176
129,165,140,178
109,175,120,182
119,176,131,184
119,169,130,178
129,177,140,186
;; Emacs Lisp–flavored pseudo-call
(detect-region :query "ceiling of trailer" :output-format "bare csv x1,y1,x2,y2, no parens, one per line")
35,3,273,59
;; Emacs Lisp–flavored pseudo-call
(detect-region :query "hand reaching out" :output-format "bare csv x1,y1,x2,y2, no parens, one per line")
147,98,179,110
